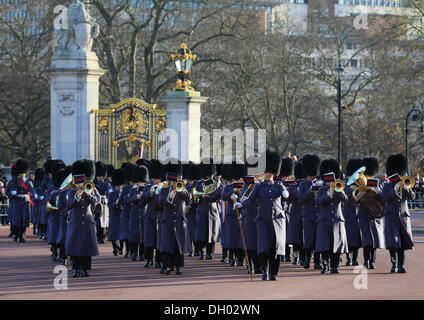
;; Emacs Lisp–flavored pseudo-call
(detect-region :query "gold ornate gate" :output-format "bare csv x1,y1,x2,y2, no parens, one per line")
93,98,166,166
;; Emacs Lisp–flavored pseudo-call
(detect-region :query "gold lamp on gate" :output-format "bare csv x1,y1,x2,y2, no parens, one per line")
171,43,197,92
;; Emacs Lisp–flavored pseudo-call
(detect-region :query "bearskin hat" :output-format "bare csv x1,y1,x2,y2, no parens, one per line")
112,168,125,187
164,158,182,178
95,161,107,177
182,162,191,180
15,159,29,175
148,159,163,180
260,149,281,175
106,164,115,178
320,159,340,178
62,166,72,181
302,155,321,177
231,162,247,181
121,162,133,183
221,163,233,181
361,157,379,177
34,168,44,182
346,158,362,177
53,168,65,188
132,165,149,183
200,158,216,178
188,162,202,181
43,159,56,175
279,157,294,178
136,158,149,168
71,159,96,182
386,154,407,176
294,161,306,180
52,160,65,177
215,163,223,177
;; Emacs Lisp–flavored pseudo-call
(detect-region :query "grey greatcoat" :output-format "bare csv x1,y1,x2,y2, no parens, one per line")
241,180,286,256
6,178,34,228
298,179,320,250
126,186,145,244
239,183,258,251
107,188,121,241
343,185,362,249
221,183,242,249
286,183,303,246
157,187,191,258
47,189,61,244
65,189,100,257
315,186,349,254
119,183,132,241
141,183,160,248
194,180,222,244
381,182,415,250
358,185,385,249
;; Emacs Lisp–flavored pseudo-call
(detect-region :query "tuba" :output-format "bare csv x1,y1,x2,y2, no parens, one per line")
347,167,369,202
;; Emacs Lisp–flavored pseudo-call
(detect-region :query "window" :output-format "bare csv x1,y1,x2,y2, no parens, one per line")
351,59,358,68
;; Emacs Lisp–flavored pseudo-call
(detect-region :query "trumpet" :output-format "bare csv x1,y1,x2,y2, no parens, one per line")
46,202,59,215
155,181,169,195
192,187,206,203
396,176,415,198
331,179,345,192
173,180,186,192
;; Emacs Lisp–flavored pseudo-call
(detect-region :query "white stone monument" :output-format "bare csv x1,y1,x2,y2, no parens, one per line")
160,91,208,163
50,0,104,164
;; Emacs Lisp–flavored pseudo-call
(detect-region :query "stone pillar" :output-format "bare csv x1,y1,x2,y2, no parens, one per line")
49,50,104,164
160,91,208,163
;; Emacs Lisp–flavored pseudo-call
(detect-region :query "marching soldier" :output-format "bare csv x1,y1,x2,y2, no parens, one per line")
6,164,17,239
358,157,385,269
107,168,124,256
381,154,415,273
222,162,246,267
6,159,35,242
32,168,46,236
235,149,289,281
65,159,101,278
286,161,306,265
298,155,322,270
157,160,191,275
126,164,149,261
142,159,163,267
194,159,222,260
343,158,362,266
94,161,108,244
315,159,348,274
185,162,201,257
120,162,136,258
56,166,72,266
105,164,115,184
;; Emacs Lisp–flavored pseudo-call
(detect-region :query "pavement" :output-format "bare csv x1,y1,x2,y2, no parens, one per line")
0,227,423,300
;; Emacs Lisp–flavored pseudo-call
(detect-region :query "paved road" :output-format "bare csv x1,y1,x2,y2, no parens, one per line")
0,227,423,300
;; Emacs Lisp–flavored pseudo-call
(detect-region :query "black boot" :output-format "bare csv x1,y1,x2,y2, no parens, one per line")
397,249,406,273
262,270,268,281
313,252,322,269
303,250,311,269
352,249,359,266
144,259,153,268
175,267,182,275
72,269,80,277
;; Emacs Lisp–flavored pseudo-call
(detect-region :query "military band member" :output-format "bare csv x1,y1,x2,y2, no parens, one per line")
65,159,101,278
56,166,72,266
219,164,231,263
343,158,362,266
381,154,415,273
358,157,385,269
6,164,17,239
120,162,136,258
32,168,46,236
94,161,108,244
298,155,322,270
194,160,222,260
157,160,191,275
105,164,115,184
6,159,34,242
278,157,294,262
235,149,289,281
141,159,163,267
222,162,246,267
108,168,125,256
286,161,306,265
185,162,201,258
126,164,149,261
315,160,348,274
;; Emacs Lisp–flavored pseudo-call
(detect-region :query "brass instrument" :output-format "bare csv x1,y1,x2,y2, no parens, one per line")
173,180,186,192
46,202,59,215
155,181,169,195
241,183,255,202
60,174,78,190
331,179,345,193
347,166,370,202
396,176,415,198
191,187,204,203
203,180,219,194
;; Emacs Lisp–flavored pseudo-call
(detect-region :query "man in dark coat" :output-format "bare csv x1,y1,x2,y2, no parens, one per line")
185,162,201,257
56,166,72,266
343,158,362,266
65,159,101,278
286,161,306,265
126,164,149,261
278,157,294,262
222,162,246,267
315,160,348,274
194,159,222,260
6,159,35,242
47,167,64,261
108,168,124,256
298,155,322,269
94,161,109,244
236,149,289,281
358,157,385,269
157,160,191,275
120,162,136,257
32,168,46,236
381,154,415,273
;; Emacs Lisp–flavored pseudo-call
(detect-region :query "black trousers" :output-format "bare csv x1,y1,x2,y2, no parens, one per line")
50,244,58,255
145,246,161,263
389,248,405,266
197,241,214,254
71,256,91,270
58,245,66,259
229,248,243,263
363,245,376,262
321,252,341,268
347,247,359,262
129,242,144,256
258,242,280,276
247,249,260,272
162,242,184,268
